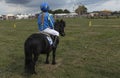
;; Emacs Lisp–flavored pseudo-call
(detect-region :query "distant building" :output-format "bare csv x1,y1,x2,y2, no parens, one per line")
2,15,6,20
55,13,78,18
28,14,35,19
15,14,36,20
16,14,29,20
6,14,16,20
87,11,100,18
88,10,112,19
35,13,39,18
68,13,78,17
0,15,3,20
99,10,112,16
112,11,120,18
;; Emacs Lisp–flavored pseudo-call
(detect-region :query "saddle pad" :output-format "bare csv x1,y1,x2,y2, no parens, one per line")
46,36,53,45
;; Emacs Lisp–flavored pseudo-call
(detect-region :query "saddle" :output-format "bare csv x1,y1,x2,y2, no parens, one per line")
37,32,53,45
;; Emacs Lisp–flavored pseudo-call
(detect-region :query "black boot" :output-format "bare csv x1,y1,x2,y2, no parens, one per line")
53,36,58,48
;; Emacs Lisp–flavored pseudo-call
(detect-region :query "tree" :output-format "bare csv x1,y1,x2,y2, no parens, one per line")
75,5,87,15
48,10,54,14
54,9,64,14
64,9,70,13
48,9,70,14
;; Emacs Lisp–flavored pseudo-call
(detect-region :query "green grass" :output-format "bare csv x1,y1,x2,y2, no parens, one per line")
0,18,120,78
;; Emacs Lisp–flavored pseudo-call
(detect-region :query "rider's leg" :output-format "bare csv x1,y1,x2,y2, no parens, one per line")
43,28,59,36
43,28,59,47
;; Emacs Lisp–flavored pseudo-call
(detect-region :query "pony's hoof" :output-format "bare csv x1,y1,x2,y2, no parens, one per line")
52,62,56,65
33,71,37,75
45,61,49,64
31,71,37,75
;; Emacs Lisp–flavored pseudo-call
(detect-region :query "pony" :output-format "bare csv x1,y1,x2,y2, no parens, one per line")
24,19,65,74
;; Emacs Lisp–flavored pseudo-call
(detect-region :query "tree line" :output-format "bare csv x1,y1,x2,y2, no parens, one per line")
48,5,88,15
49,5,120,17
48,9,70,14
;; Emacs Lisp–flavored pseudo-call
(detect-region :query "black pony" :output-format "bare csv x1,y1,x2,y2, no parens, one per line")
24,19,65,74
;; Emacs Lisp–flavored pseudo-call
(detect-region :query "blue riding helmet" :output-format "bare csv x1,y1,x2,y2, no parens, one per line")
40,2,49,12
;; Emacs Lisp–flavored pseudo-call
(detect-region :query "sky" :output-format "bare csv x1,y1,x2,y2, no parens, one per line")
0,0,120,14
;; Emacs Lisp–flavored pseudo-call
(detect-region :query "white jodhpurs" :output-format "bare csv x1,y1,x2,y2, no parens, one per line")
42,28,59,36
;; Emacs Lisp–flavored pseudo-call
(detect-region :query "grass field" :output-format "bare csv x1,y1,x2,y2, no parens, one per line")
0,18,120,78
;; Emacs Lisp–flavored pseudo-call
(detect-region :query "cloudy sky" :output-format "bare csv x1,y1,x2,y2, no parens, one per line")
0,0,120,14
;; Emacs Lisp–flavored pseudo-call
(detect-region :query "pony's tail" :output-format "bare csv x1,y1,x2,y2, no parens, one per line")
24,42,35,74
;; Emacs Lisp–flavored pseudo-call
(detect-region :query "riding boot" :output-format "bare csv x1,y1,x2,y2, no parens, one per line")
53,36,58,48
